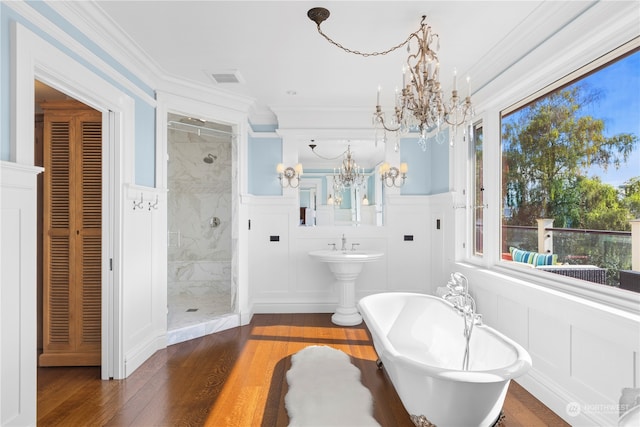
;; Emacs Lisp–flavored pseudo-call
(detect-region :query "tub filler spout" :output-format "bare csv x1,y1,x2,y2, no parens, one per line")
444,272,480,371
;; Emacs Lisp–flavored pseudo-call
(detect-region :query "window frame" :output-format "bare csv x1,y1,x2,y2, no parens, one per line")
461,38,640,312
472,121,484,258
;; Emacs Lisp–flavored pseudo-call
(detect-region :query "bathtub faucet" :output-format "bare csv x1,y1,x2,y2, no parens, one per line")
444,273,478,318
444,272,480,371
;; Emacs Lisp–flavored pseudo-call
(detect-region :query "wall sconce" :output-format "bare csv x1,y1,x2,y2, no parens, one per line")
362,194,370,205
327,194,334,205
277,163,303,188
379,162,408,187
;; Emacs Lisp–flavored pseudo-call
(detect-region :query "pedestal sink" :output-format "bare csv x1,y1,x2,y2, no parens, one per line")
309,249,384,326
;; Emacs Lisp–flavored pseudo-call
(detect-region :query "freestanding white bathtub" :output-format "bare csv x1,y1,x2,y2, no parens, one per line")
358,292,532,427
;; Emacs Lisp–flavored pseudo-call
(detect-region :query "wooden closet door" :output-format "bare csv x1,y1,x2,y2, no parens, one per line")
40,101,102,367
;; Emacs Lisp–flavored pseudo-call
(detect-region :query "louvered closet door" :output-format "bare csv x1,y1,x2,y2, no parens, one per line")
40,102,102,367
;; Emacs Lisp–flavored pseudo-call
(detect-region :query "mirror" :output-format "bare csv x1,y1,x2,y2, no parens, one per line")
297,139,385,226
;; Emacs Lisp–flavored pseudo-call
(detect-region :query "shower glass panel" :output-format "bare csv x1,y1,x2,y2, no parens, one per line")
166,113,234,331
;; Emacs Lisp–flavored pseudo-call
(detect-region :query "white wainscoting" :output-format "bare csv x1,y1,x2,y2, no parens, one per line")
456,264,640,426
0,162,42,426
246,189,640,425
121,184,168,376
247,193,455,314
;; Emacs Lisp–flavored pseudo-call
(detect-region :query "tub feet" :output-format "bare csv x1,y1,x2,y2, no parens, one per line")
376,359,383,370
409,415,436,427
409,410,505,427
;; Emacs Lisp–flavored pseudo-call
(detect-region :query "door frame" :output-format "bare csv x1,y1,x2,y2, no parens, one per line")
11,22,136,379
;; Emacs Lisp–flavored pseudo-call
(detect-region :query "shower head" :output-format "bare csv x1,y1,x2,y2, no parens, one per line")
180,117,206,126
203,153,217,164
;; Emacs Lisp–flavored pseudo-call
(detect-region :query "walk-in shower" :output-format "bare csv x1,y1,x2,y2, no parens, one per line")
166,113,235,338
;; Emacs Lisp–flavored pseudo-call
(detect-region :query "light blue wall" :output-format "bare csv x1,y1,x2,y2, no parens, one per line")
1,2,156,186
400,138,430,195
244,130,448,197
400,129,449,195
248,135,282,195
135,102,156,186
429,128,450,193
300,190,311,208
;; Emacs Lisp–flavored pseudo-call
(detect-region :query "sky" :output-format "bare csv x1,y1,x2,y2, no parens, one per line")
582,50,640,188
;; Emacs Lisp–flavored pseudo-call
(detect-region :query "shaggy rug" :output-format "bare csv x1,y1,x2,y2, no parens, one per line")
285,345,380,427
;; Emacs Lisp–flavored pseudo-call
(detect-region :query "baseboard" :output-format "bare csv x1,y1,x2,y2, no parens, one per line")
518,369,614,426
167,313,241,346
240,308,254,325
39,351,101,367
124,332,165,377
252,302,336,314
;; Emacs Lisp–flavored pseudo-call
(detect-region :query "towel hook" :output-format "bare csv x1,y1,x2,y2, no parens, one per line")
133,193,144,210
148,195,159,210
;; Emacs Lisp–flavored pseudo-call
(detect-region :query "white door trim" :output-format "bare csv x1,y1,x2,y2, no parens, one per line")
11,21,135,379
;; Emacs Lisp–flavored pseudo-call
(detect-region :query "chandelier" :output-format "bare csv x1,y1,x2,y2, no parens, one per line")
333,145,365,192
307,7,473,150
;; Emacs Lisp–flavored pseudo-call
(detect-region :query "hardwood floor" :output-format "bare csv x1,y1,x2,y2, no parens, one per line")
37,313,569,426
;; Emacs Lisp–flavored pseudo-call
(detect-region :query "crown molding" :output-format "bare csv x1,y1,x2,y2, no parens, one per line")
47,1,257,117
474,1,640,112
5,1,155,106
466,1,596,96
47,1,163,91
158,74,255,115
271,106,374,130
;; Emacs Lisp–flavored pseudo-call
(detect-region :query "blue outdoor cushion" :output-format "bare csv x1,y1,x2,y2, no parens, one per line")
509,247,557,266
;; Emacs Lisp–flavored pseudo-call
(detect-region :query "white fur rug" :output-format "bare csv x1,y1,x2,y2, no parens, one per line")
285,345,380,427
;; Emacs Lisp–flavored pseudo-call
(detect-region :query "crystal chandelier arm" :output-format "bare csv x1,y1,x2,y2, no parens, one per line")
374,108,401,132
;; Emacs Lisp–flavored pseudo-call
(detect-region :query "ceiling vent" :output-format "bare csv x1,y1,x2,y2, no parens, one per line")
208,70,244,84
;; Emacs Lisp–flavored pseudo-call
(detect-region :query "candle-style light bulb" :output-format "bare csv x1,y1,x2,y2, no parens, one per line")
377,85,381,105
466,75,471,98
453,67,457,92
402,65,407,87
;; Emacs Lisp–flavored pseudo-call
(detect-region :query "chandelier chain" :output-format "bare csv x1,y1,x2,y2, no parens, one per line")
308,9,473,150
315,24,417,58
309,143,346,160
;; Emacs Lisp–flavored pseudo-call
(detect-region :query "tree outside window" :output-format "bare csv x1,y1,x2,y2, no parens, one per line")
501,49,639,287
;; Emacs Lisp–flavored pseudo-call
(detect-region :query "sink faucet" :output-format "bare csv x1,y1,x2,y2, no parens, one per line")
341,234,347,252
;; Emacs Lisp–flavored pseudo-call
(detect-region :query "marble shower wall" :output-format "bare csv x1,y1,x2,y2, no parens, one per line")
167,125,232,307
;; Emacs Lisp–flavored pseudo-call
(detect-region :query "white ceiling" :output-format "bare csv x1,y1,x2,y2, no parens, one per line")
41,1,605,167
94,1,552,114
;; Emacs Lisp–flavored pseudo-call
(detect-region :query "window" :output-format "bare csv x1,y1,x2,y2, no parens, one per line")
473,123,484,256
500,47,639,289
